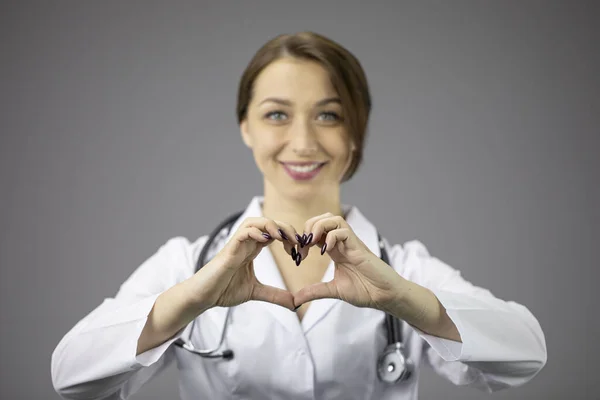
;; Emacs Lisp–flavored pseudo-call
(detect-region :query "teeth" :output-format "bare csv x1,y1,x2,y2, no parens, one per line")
286,163,321,173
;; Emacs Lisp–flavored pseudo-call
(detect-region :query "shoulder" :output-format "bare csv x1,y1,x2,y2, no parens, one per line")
386,238,432,267
124,235,209,287
155,235,210,274
158,235,209,264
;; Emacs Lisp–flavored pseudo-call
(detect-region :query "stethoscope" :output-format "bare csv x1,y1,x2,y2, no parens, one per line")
174,211,414,384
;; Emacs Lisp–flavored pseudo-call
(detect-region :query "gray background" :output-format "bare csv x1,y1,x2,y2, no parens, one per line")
1,1,598,399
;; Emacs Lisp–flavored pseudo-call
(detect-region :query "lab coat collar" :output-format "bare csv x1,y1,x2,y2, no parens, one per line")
224,196,382,335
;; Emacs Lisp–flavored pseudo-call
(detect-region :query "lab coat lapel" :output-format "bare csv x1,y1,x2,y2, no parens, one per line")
300,206,382,334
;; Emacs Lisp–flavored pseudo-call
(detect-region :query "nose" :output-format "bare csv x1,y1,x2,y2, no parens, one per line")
290,119,318,156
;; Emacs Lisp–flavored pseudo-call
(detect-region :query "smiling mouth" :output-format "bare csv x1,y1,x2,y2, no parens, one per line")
280,161,327,180
281,162,325,172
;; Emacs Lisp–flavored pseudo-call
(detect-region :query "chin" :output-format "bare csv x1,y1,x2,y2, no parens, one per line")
262,165,341,200
279,180,338,201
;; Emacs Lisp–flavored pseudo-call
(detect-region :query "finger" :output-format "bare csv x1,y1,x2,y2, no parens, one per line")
251,283,296,311
237,226,273,245
310,216,347,248
297,215,343,263
291,244,309,267
251,218,286,242
273,220,302,255
281,241,295,258
322,228,353,255
297,242,310,264
302,212,335,245
293,281,338,305
296,231,322,262
242,218,301,248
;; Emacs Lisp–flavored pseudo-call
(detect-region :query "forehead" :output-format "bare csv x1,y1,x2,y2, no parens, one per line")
252,58,338,103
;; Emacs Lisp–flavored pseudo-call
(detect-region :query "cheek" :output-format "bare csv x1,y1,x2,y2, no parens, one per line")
250,131,284,163
322,135,351,162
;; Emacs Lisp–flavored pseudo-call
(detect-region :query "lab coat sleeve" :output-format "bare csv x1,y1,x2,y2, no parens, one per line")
391,240,547,393
51,236,206,400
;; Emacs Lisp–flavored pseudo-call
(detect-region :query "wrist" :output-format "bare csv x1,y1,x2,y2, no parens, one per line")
388,280,461,341
181,275,215,314
386,278,429,323
389,276,411,313
376,273,411,315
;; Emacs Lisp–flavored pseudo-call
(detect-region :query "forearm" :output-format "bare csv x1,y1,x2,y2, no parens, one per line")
389,278,462,342
136,279,209,355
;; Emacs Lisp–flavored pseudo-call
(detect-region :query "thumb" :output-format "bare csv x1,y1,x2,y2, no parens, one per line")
251,283,295,311
294,281,339,307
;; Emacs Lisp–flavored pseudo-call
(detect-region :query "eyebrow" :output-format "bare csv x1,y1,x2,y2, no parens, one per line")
259,97,341,107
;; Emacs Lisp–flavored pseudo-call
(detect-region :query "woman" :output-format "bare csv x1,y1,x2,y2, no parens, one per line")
51,32,547,399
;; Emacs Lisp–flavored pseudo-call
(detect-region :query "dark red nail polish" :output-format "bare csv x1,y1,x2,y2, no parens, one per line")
321,243,327,255
291,247,297,259
295,252,301,266
262,232,271,240
295,234,302,243
305,233,313,245
278,228,288,240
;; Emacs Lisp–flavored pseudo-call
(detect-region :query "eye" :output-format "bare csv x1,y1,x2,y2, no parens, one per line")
265,111,288,121
317,111,341,122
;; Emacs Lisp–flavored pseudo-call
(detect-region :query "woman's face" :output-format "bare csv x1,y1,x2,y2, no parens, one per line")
241,57,353,200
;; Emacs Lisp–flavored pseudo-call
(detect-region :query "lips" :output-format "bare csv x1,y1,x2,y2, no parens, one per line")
285,163,322,173
280,161,326,181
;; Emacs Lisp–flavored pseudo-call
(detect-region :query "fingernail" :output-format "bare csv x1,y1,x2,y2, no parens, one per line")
321,243,327,255
295,234,302,244
295,252,301,266
305,233,313,245
302,233,307,243
262,232,271,240
291,247,297,260
278,228,288,240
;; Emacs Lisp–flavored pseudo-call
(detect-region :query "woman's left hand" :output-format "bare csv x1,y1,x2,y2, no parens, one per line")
293,213,406,312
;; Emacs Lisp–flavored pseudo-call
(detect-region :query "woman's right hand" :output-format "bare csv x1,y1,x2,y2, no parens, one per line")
187,217,302,312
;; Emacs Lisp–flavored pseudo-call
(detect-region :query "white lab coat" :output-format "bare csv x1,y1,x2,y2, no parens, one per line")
51,196,547,400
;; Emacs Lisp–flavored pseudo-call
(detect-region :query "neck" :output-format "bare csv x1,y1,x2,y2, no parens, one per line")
261,182,344,234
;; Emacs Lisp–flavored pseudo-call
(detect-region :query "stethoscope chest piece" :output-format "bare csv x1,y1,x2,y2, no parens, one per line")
377,342,414,384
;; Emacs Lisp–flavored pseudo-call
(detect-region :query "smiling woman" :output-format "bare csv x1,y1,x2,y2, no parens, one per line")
51,32,547,400
237,32,370,184
240,57,356,204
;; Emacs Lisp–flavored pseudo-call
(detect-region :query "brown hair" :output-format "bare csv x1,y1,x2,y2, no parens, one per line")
236,32,372,182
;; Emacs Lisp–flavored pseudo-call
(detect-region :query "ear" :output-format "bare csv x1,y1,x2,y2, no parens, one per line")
240,119,252,149
340,142,356,181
